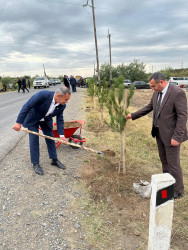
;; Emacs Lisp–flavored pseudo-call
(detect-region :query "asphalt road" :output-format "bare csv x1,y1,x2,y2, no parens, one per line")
0,85,60,162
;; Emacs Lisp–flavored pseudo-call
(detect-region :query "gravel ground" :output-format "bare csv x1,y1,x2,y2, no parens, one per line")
0,87,90,249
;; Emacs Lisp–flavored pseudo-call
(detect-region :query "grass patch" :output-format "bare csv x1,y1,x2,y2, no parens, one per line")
80,91,188,249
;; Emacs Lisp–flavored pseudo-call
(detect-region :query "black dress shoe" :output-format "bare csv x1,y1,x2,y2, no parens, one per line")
51,159,66,169
174,192,183,199
33,164,44,175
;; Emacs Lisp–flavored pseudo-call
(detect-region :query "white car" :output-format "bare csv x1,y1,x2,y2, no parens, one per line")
123,79,132,88
169,77,188,88
33,77,49,89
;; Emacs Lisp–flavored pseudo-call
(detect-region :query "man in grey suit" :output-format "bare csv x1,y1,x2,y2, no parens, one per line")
127,72,187,199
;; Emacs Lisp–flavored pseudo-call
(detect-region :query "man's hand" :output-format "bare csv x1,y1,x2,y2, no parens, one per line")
126,113,132,119
171,139,180,147
60,136,67,144
12,123,21,131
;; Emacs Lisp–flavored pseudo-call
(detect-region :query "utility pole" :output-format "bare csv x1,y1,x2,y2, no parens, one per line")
43,64,46,76
107,29,112,84
91,0,100,82
83,0,100,82
94,62,96,76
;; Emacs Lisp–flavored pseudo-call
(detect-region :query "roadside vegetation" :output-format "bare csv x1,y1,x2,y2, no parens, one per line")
73,87,188,249
1,59,188,91
98,59,188,83
1,59,188,248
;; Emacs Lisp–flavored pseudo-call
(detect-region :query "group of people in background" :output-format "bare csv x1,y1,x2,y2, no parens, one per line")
15,75,87,94
63,75,77,92
63,75,88,91
17,77,30,93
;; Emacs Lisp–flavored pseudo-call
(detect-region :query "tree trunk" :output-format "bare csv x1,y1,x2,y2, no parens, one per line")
100,107,103,125
122,89,128,174
118,132,123,175
123,125,126,174
123,89,127,107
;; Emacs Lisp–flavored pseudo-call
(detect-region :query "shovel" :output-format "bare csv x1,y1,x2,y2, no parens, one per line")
20,128,104,155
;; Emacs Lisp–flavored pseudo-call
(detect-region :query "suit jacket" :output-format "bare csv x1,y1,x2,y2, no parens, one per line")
70,77,76,85
16,90,66,135
131,84,188,146
22,78,26,87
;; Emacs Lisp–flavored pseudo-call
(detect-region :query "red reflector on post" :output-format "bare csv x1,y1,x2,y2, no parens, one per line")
162,190,167,198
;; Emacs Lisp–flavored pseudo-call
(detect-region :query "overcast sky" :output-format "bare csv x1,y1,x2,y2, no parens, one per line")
0,0,188,77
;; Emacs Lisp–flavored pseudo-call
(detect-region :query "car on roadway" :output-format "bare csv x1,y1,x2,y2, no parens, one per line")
48,79,56,86
54,79,61,84
33,77,49,89
123,79,132,88
133,81,150,89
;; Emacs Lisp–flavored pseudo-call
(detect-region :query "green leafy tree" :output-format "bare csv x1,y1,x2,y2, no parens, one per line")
124,59,147,82
107,76,134,174
1,77,11,86
160,67,175,80
1,77,13,91
87,79,97,108
99,59,148,82
100,63,118,81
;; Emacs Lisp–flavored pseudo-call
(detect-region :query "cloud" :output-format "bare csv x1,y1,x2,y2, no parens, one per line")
0,0,188,77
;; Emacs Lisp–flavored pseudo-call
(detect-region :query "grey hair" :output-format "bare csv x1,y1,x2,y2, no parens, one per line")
149,72,166,82
55,86,71,95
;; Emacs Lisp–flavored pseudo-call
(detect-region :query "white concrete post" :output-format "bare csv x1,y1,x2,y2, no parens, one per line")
148,173,175,250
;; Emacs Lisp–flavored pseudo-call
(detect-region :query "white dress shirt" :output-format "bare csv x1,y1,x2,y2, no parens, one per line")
41,95,64,137
160,82,169,103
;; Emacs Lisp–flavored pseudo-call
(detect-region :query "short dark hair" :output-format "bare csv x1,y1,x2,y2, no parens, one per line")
149,72,166,82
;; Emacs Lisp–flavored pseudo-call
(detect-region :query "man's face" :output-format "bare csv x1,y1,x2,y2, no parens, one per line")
56,93,70,105
149,79,164,92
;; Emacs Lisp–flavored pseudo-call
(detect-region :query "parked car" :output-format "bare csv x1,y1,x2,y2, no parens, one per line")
54,79,61,84
123,79,132,88
169,81,179,86
169,77,188,88
33,77,49,89
133,81,150,89
48,79,56,85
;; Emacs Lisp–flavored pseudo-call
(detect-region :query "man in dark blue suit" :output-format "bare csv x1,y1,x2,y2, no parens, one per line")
13,86,71,175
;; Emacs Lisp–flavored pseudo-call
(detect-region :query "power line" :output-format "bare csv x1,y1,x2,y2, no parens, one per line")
40,0,82,6
0,0,187,16
39,0,188,15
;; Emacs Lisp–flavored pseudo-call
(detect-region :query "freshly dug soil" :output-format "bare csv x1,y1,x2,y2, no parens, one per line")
53,121,82,131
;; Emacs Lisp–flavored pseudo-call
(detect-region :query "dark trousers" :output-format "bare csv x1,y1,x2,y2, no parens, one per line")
28,121,57,164
22,86,29,93
18,84,22,92
71,84,76,92
156,132,184,194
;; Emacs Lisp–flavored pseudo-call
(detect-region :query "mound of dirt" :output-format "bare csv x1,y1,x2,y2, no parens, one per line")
79,155,151,239
103,149,116,157
53,121,82,130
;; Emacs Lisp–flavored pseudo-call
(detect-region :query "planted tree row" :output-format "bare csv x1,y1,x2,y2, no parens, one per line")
87,76,134,175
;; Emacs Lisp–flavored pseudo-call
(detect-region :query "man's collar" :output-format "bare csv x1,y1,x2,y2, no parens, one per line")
53,94,60,106
52,94,55,103
162,82,169,94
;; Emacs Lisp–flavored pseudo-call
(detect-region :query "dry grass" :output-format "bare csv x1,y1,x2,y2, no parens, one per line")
77,90,188,249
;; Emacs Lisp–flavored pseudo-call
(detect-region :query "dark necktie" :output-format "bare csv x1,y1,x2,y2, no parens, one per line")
154,92,163,127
